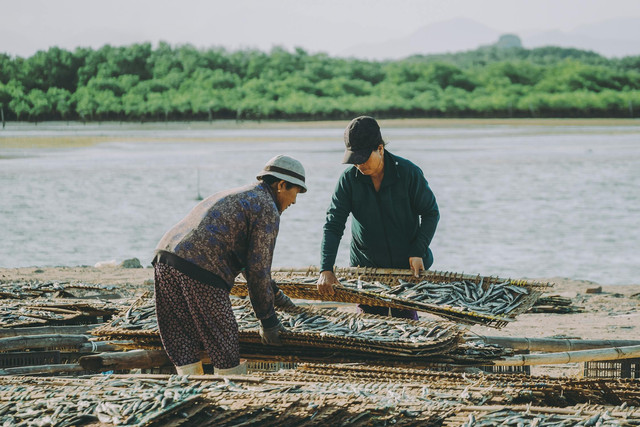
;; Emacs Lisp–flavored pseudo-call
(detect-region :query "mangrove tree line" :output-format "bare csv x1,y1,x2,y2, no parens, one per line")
0,42,639,122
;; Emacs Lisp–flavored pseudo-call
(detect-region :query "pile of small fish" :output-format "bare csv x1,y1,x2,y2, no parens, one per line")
94,297,461,358
2,364,640,426
0,376,203,426
0,375,453,427
201,387,451,426
462,409,624,427
234,301,457,345
109,302,158,332
266,363,640,408
281,275,540,323
530,295,583,313
351,278,532,317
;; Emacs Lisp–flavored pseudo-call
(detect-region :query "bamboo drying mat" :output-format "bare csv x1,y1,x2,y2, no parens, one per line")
0,301,97,327
0,375,203,426
2,370,638,427
92,297,462,359
233,267,552,328
261,363,640,408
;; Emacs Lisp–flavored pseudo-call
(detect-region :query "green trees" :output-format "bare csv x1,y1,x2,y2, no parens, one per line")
0,43,638,122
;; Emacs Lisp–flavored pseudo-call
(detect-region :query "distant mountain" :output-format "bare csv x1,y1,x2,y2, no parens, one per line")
340,18,500,60
572,17,640,42
522,17,640,57
340,16,640,60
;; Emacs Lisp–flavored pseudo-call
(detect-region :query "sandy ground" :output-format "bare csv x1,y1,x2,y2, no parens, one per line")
1,266,638,377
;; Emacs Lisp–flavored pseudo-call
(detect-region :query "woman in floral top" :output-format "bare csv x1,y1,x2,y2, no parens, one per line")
153,155,306,375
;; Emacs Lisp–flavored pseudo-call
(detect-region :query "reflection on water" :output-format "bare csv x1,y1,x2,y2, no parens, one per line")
1,121,639,285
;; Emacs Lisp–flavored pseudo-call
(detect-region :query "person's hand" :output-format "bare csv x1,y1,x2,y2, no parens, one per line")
317,270,339,295
273,290,296,309
259,321,287,346
409,257,425,277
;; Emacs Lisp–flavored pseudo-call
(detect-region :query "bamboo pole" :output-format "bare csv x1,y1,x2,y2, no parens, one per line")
0,363,86,376
493,344,640,366
472,335,640,352
459,405,636,417
273,266,435,276
109,373,264,382
0,324,102,338
0,334,89,351
272,266,550,287
77,341,134,353
79,349,172,371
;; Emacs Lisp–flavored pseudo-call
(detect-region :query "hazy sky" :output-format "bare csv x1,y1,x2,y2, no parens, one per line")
2,0,640,57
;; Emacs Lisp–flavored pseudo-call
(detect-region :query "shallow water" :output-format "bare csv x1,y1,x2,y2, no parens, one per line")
1,121,639,285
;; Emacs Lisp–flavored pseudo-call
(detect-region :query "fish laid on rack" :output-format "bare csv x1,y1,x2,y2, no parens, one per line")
233,302,456,345
383,279,530,316
462,408,620,427
290,276,533,317
94,297,461,357
0,376,202,426
109,303,159,332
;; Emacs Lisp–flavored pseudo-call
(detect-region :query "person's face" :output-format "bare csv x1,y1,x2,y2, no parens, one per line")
275,181,302,213
355,145,384,175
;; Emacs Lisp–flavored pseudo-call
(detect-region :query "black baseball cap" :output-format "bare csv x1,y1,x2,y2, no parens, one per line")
342,116,383,164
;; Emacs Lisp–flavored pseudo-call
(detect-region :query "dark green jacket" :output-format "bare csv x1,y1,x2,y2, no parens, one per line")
321,151,439,271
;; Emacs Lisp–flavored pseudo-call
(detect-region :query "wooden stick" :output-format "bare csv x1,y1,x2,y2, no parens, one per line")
0,324,102,338
77,341,134,353
109,373,264,382
79,349,172,371
493,344,640,366
29,307,80,315
274,266,450,276
272,266,550,286
0,334,88,351
472,335,640,352
460,405,637,417
0,363,86,376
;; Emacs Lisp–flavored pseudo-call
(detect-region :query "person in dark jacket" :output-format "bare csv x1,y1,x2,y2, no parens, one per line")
317,116,439,319
153,155,305,375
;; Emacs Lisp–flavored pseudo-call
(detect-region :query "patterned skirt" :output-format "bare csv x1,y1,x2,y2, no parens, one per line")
154,263,239,369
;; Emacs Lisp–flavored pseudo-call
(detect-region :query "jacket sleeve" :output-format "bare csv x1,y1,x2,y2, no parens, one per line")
245,206,280,327
320,172,352,272
408,166,439,258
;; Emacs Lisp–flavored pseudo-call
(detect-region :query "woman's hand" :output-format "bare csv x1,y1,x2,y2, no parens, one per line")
317,270,339,295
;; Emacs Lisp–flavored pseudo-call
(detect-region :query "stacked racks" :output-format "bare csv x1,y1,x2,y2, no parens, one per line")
91,297,465,361
0,280,125,328
0,299,120,328
0,280,119,299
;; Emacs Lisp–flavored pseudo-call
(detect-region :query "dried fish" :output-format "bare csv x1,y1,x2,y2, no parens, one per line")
462,408,625,427
94,297,461,357
0,376,201,426
342,278,531,317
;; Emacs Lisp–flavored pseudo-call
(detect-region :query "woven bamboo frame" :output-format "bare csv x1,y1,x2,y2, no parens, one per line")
92,299,462,358
252,267,552,328
231,283,409,309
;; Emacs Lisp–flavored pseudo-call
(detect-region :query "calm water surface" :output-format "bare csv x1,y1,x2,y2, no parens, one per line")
1,121,639,285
